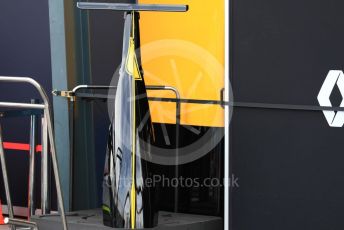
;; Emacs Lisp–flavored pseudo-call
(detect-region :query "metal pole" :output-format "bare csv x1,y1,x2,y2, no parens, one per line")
0,125,15,230
45,107,68,230
41,112,50,215
72,85,117,95
164,86,180,213
173,89,180,213
146,85,180,212
28,99,39,218
224,0,230,227
0,102,45,110
68,100,74,211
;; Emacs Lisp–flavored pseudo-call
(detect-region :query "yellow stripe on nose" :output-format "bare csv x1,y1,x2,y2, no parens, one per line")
126,38,143,81
130,41,137,229
130,57,137,229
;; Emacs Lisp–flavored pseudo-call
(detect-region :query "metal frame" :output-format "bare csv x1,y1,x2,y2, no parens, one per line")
0,102,43,222
0,77,68,230
4,218,38,230
77,2,188,12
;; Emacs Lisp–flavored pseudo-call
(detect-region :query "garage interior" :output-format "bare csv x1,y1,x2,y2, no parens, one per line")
1,0,344,230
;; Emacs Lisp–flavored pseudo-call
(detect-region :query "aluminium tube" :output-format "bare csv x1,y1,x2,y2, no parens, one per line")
0,125,15,230
28,99,39,218
41,113,50,215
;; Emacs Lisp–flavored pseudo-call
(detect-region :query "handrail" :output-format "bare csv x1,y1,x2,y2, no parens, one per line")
145,85,180,212
0,102,45,109
72,85,116,93
0,77,50,106
0,76,68,230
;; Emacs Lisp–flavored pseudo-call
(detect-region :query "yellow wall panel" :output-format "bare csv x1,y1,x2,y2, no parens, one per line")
139,0,225,127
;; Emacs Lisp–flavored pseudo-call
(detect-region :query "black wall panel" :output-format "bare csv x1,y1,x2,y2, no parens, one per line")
231,0,344,229
232,0,344,105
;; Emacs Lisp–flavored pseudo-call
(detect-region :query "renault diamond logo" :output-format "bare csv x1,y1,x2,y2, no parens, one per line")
317,70,344,127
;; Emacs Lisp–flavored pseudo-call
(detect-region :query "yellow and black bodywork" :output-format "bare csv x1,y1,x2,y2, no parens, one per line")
103,12,158,228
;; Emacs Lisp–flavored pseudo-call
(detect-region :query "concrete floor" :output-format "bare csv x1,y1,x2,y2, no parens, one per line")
0,225,8,229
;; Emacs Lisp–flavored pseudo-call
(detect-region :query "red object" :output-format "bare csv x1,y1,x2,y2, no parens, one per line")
0,142,44,223
3,142,42,153
0,200,4,225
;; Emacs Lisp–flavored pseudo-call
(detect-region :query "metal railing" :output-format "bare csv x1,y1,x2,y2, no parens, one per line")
0,77,68,230
144,85,180,212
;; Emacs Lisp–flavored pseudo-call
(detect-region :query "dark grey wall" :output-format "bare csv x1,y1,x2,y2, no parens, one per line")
0,0,52,207
231,0,344,229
